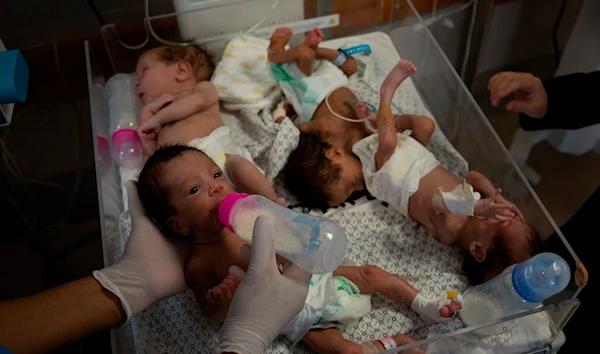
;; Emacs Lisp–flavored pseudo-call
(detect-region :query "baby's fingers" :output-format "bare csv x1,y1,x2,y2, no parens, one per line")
211,285,227,303
222,274,240,295
206,289,216,303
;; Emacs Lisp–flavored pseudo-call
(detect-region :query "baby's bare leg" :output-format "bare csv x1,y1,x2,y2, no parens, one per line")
334,265,461,321
225,155,281,203
333,265,417,307
268,27,315,76
302,327,424,354
379,59,417,123
374,60,418,169
313,47,357,77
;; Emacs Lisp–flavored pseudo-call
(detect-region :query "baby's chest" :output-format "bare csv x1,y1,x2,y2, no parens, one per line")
203,245,249,281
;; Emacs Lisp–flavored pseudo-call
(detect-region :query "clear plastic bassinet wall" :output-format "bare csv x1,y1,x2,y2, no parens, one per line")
85,1,586,353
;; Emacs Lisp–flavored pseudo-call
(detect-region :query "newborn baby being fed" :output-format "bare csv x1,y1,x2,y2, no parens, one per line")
286,60,542,284
136,145,462,354
134,45,282,204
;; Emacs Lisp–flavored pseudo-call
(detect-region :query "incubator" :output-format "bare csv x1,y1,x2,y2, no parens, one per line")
85,1,586,353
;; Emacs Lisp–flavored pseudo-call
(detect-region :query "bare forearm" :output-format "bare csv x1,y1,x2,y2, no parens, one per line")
153,93,213,125
466,170,497,197
226,156,277,200
0,276,125,354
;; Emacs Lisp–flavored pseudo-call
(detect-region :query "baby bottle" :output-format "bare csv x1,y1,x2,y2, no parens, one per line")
105,73,143,169
218,193,348,274
459,252,570,335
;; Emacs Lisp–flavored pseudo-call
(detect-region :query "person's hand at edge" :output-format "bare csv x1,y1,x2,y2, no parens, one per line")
93,181,192,322
488,71,548,118
216,217,312,354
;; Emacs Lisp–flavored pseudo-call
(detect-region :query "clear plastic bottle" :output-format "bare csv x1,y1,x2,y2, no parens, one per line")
104,73,143,169
459,252,571,335
218,193,348,274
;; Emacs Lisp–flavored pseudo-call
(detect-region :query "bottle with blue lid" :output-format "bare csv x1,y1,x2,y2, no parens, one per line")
459,252,570,335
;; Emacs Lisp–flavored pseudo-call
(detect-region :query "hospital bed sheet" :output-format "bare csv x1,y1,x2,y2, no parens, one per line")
101,32,552,353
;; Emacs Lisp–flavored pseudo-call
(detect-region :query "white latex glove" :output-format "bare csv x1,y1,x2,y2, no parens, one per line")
216,217,312,354
93,181,191,321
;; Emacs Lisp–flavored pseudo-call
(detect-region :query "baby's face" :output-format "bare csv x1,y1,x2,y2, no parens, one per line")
135,50,176,105
162,150,234,235
326,154,365,206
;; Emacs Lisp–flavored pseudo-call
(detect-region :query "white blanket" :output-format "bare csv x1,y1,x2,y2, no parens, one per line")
211,36,281,111
105,32,550,353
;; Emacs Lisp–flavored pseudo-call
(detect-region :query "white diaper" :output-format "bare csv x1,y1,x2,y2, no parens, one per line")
281,273,372,343
352,132,440,217
270,60,348,124
186,126,263,187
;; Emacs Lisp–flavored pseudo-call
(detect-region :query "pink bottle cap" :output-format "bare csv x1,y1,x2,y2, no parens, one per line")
218,193,250,232
111,128,140,148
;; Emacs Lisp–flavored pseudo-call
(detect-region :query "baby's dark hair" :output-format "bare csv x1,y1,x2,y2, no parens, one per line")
463,223,543,284
137,145,206,232
153,46,215,81
285,133,341,209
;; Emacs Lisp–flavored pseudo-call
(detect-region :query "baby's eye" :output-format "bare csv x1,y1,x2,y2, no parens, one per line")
214,171,222,178
189,186,199,195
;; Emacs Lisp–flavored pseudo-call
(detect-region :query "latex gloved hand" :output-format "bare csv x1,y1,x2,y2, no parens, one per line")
216,217,312,354
411,293,463,324
93,181,191,321
488,72,548,118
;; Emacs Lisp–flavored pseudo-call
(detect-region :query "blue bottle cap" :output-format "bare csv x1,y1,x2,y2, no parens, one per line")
512,252,571,303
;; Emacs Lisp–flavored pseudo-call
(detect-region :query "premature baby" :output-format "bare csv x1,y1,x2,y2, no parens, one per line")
286,60,542,284
137,145,462,354
134,46,282,204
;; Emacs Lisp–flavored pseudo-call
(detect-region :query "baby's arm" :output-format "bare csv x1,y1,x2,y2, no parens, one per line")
225,155,284,205
186,260,239,321
394,114,435,146
465,171,498,197
138,108,159,155
139,82,219,138
466,171,524,221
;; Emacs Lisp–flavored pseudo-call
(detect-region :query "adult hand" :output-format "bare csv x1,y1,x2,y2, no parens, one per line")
93,181,191,321
216,217,312,354
488,72,548,118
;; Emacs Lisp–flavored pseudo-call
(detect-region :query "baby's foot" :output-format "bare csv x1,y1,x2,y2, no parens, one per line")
356,101,370,119
303,28,324,48
269,27,293,53
380,59,417,104
438,300,462,318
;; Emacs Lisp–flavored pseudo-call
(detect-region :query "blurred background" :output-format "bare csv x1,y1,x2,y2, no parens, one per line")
0,0,596,352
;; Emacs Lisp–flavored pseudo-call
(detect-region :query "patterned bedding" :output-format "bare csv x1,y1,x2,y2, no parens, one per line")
103,32,552,354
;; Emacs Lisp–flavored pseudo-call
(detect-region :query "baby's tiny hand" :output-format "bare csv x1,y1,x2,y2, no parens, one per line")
145,93,178,114
206,274,240,304
492,189,525,221
474,198,515,220
138,117,162,140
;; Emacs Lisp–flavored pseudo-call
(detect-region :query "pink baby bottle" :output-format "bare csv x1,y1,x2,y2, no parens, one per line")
105,73,144,169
